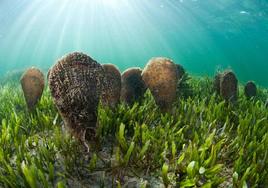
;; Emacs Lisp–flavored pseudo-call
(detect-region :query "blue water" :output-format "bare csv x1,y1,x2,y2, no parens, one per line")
0,0,268,86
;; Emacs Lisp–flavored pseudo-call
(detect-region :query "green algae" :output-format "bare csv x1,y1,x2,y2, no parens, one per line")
0,74,267,187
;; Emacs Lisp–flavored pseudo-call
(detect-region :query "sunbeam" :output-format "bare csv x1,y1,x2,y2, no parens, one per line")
0,0,268,86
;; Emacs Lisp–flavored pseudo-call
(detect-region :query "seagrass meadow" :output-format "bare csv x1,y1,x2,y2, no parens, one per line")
1,1,268,187
0,73,267,188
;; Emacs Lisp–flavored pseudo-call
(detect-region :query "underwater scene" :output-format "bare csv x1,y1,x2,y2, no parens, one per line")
0,0,268,187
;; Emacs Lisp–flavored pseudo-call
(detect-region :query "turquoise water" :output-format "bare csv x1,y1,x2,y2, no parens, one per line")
0,0,268,87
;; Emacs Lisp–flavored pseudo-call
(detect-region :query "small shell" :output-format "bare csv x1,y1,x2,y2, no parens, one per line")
101,64,121,108
142,57,179,112
121,68,146,105
244,81,257,98
20,67,45,111
48,52,104,143
220,71,238,102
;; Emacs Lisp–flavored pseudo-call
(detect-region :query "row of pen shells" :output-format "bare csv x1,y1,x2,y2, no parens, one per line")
20,52,259,145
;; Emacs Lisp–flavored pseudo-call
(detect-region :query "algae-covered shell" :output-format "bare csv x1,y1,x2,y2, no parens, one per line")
142,57,179,111
220,71,238,102
101,64,121,108
120,68,146,105
244,81,257,98
20,67,45,110
48,52,104,143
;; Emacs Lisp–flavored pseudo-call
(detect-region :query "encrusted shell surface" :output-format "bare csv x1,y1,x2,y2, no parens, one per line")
48,52,104,143
244,81,257,98
120,68,146,105
220,71,238,102
20,67,45,110
142,57,179,111
101,64,121,108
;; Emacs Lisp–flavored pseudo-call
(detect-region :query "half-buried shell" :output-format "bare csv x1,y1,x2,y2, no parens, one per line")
120,68,146,105
220,70,238,102
101,64,121,108
142,57,179,112
20,67,45,111
48,52,104,150
244,81,257,98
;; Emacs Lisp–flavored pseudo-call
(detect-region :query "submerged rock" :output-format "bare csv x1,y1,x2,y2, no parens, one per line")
244,81,257,98
101,64,121,108
220,71,238,102
48,52,104,149
142,57,179,112
121,68,146,105
20,67,45,111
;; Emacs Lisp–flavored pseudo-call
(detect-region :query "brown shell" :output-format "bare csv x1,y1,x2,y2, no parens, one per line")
120,68,146,105
101,64,121,108
244,81,257,98
20,67,45,111
220,71,238,102
48,52,104,142
142,57,179,112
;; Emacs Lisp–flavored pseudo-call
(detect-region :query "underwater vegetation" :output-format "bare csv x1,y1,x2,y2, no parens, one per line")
0,52,268,188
